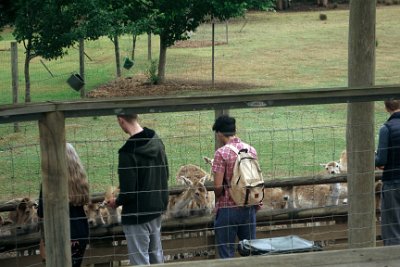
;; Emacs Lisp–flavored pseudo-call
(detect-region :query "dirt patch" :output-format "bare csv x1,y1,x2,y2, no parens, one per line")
87,76,263,98
172,40,227,49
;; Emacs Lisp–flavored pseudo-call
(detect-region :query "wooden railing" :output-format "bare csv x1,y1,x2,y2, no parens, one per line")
0,204,382,266
1,85,400,124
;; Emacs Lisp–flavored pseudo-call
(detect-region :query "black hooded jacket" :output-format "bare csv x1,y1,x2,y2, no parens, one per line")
115,127,169,225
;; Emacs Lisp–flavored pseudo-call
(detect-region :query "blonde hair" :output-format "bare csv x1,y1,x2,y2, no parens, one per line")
66,143,89,206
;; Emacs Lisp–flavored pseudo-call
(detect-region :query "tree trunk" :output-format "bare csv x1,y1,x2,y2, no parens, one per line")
11,42,19,132
79,39,85,98
131,34,137,61
317,0,328,7
212,21,215,88
158,36,167,84
24,47,31,103
276,0,283,10
347,0,376,248
114,35,121,77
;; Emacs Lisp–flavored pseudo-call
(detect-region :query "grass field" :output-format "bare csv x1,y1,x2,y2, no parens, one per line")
0,6,398,201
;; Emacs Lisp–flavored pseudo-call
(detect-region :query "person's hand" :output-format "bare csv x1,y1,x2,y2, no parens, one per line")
376,166,384,170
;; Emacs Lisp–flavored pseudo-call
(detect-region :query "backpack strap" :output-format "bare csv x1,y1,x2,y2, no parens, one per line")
226,144,250,155
226,144,239,155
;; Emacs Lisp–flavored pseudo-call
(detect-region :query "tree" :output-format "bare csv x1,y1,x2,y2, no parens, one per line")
96,0,127,77
11,0,109,102
97,0,151,77
124,1,155,63
70,0,110,98
245,0,275,11
71,0,109,42
150,0,247,84
0,0,17,36
12,0,79,102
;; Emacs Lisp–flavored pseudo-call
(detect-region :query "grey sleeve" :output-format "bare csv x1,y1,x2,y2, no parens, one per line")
375,125,389,167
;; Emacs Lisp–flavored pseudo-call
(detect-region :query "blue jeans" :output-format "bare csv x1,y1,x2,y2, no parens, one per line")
381,182,400,246
214,206,256,258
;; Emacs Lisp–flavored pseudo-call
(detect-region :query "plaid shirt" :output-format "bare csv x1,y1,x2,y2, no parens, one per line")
212,137,258,213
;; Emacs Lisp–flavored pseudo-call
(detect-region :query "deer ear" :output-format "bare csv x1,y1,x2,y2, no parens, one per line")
319,163,327,167
199,175,208,184
203,156,213,165
179,176,193,186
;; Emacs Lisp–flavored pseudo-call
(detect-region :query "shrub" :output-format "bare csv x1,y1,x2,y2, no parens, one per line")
319,13,327,20
146,60,159,85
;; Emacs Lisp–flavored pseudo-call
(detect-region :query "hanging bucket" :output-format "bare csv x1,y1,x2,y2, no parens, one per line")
123,57,134,70
67,73,85,91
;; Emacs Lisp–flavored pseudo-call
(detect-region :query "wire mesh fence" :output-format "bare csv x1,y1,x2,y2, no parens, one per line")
0,105,390,197
0,104,391,265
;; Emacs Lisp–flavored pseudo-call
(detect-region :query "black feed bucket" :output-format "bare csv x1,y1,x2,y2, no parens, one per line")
123,57,134,70
67,73,85,91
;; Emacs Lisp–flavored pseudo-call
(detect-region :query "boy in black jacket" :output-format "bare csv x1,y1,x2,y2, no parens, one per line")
108,113,169,265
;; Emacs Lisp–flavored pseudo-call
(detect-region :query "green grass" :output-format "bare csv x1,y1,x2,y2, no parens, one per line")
0,7,399,200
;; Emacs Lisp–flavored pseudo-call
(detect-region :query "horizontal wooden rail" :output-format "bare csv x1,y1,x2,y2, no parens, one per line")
2,237,391,267
0,205,348,249
1,85,400,124
0,204,381,266
163,245,400,267
0,172,383,213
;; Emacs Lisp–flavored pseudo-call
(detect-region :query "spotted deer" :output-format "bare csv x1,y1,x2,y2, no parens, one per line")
166,175,214,219
375,180,383,221
8,197,39,235
319,150,348,206
262,187,289,210
85,186,122,227
103,186,122,225
85,202,108,228
175,164,211,184
283,184,335,209
319,162,348,206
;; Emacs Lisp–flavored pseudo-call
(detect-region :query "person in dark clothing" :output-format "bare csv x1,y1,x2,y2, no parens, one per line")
108,113,169,265
38,143,90,266
375,99,400,246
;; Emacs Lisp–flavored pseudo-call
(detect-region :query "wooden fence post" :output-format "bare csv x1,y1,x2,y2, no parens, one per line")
212,20,215,88
39,111,71,267
11,41,19,132
225,20,229,44
79,39,85,98
347,0,376,248
148,33,152,61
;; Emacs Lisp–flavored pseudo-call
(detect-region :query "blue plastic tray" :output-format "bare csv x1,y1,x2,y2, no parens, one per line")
238,235,322,256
